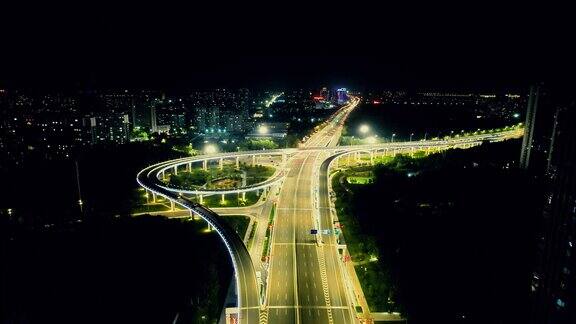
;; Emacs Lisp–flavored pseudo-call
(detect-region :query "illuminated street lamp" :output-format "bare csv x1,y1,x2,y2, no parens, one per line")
409,133,414,142
204,144,217,155
258,125,269,135
359,124,370,135
391,133,396,143
366,136,377,144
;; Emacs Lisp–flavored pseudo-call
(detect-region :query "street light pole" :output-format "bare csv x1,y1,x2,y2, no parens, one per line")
74,160,83,214
410,133,414,142
391,133,396,143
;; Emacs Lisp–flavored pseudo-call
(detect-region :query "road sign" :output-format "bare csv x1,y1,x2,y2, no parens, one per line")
310,229,318,234
322,229,332,235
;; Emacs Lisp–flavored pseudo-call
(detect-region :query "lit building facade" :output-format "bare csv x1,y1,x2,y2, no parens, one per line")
526,87,576,324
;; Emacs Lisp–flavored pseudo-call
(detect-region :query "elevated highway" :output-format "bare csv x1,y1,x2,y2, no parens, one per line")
137,96,522,323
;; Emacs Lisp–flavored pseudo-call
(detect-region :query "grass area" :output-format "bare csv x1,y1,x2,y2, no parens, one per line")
346,171,375,184
221,215,251,237
246,220,258,250
168,169,209,189
132,204,171,214
261,204,276,262
131,189,172,214
243,164,276,185
332,172,378,262
165,164,277,189
346,176,374,184
355,262,392,312
131,185,264,215
332,170,390,312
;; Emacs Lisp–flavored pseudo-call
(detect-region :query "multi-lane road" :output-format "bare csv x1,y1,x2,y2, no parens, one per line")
266,99,358,324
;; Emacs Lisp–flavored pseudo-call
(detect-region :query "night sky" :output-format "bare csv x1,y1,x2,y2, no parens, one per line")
1,2,574,90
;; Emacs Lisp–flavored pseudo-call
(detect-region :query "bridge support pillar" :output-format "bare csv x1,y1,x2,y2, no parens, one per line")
242,192,246,201
170,200,175,211
221,194,226,204
203,160,208,171
173,165,178,175
207,223,212,232
187,162,191,172
219,158,224,170
252,154,256,166
235,156,240,169
198,194,204,204
161,170,165,180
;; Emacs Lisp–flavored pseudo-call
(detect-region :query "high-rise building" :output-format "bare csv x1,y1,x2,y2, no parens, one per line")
84,112,130,145
155,100,187,134
337,88,349,105
520,86,540,169
131,95,154,131
150,105,158,133
320,87,328,100
527,87,576,324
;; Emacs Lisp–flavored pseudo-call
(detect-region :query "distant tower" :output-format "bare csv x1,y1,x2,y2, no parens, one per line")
320,87,328,100
131,100,138,129
150,105,157,133
122,114,130,143
89,117,97,144
337,88,349,105
520,85,540,169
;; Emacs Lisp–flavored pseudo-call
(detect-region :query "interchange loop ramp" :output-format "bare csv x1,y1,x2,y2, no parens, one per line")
136,124,522,324
137,159,262,323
